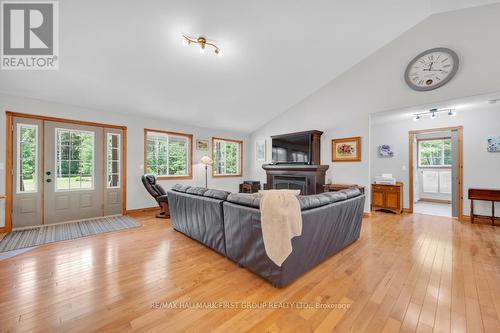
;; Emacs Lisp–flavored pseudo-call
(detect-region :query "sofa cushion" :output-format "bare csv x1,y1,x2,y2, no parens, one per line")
298,194,331,210
339,187,361,199
203,189,230,200
322,191,348,203
227,193,261,208
172,184,191,193
186,186,208,196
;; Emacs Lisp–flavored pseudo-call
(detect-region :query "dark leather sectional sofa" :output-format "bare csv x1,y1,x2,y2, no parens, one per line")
168,184,365,287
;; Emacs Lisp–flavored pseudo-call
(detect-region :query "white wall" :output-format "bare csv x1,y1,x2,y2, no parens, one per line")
248,4,500,212
371,103,500,216
0,93,250,227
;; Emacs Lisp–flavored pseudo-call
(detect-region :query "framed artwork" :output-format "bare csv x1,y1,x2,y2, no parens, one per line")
332,137,361,162
256,140,266,161
378,144,394,157
487,136,500,152
196,139,209,151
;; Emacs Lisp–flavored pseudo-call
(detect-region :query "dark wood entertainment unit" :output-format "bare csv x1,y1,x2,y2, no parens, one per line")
262,130,329,195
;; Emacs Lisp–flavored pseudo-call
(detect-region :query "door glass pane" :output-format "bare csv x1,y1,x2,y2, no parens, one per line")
17,124,38,193
56,128,94,191
106,133,120,188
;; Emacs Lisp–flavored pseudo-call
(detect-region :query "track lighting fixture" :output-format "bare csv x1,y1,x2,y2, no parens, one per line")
412,108,456,121
182,35,222,56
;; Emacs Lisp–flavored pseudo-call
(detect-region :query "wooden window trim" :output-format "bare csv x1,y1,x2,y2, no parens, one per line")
211,137,243,178
143,128,193,180
408,126,463,219
3,111,127,234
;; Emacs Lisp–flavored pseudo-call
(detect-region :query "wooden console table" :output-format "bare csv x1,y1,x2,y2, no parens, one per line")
323,183,365,194
469,188,500,225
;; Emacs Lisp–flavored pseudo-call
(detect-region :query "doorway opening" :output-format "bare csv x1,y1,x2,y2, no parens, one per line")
5,112,127,233
409,126,463,218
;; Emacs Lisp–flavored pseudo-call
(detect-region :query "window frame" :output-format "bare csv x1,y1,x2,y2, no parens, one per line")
143,128,193,180
417,137,452,168
54,128,95,192
16,123,39,194
107,132,121,189
211,137,243,178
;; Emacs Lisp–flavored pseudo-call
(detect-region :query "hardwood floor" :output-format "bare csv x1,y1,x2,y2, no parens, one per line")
0,212,499,332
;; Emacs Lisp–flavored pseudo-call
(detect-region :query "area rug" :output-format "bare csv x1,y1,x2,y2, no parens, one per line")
0,216,142,253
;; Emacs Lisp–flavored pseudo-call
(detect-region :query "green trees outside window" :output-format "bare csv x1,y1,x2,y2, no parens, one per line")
213,138,242,176
418,139,452,167
145,131,191,178
56,129,94,190
18,124,38,193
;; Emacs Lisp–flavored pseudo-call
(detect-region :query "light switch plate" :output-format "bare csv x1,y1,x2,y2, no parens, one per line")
0,162,4,170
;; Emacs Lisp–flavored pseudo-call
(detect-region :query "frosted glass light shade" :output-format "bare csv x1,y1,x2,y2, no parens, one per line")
200,156,213,165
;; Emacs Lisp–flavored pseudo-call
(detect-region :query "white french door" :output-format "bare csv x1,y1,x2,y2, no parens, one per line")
11,116,124,228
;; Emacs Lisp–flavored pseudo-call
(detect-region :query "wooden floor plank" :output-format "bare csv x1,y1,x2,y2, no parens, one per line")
0,211,499,332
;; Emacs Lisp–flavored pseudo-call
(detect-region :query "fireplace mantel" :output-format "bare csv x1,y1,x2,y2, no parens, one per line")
262,164,329,195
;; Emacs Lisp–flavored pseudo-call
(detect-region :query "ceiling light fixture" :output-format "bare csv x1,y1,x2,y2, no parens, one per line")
182,35,222,56
412,108,457,120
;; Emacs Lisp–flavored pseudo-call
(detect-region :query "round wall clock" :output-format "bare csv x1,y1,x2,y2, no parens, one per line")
404,47,459,91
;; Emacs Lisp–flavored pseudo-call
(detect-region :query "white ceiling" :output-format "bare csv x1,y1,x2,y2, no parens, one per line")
1,0,498,133
371,91,500,125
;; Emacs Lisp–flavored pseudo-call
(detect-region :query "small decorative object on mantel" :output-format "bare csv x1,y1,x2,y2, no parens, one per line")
332,137,361,162
378,144,394,157
256,140,266,162
196,139,209,151
487,136,500,152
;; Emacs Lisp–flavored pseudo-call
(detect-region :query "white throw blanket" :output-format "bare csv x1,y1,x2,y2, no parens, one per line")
259,190,303,266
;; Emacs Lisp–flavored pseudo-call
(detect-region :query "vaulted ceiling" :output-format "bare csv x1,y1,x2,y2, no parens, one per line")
1,0,499,133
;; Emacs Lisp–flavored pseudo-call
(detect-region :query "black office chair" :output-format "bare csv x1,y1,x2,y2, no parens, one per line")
141,174,169,218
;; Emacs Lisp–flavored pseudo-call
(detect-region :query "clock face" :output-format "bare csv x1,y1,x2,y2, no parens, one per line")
405,48,459,91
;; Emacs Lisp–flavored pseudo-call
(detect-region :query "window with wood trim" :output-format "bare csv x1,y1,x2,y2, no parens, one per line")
212,138,243,177
145,129,192,179
418,138,451,167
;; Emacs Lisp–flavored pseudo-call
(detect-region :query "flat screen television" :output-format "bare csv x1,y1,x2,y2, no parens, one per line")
272,133,311,164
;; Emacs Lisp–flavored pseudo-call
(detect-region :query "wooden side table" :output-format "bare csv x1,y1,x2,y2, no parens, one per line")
239,183,260,194
371,182,403,214
469,188,500,225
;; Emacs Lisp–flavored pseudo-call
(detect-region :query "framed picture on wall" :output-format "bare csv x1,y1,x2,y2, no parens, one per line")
196,139,209,151
378,144,394,157
332,136,361,162
487,136,500,152
256,140,266,162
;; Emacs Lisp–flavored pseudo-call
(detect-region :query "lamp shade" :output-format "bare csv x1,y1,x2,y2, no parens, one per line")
200,156,213,165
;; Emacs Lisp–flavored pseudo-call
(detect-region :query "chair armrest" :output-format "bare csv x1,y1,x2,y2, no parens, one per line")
157,194,169,203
